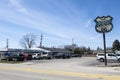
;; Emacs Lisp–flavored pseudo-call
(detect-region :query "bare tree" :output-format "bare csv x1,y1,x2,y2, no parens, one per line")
20,33,36,49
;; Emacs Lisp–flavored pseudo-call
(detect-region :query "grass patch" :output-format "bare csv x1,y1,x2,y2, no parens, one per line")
0,60,23,64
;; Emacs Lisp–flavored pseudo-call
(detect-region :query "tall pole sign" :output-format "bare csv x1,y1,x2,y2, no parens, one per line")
94,15,113,66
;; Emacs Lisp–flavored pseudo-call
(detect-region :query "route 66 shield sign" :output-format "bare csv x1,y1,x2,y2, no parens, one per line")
94,16,113,33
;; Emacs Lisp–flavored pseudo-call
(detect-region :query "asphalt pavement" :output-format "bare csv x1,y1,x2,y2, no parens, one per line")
0,57,120,80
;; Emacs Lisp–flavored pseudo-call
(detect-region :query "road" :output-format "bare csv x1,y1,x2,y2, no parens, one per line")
0,57,120,80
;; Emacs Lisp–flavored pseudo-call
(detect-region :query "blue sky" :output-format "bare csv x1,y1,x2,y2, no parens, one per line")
0,0,120,49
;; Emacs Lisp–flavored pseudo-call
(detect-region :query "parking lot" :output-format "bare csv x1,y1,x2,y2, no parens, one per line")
23,57,120,67
19,57,120,75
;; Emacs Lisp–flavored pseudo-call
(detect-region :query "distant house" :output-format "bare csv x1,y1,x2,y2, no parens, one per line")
0,47,72,56
93,49,113,54
29,47,51,53
42,47,71,54
0,47,50,54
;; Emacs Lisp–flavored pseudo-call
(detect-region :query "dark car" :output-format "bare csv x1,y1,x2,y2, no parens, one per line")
18,54,25,61
4,52,13,61
27,54,32,60
9,54,20,61
5,53,24,61
54,53,71,59
45,53,53,59
71,54,82,57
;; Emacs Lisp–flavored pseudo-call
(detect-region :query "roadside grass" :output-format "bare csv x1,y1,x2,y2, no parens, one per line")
82,54,96,57
0,60,23,64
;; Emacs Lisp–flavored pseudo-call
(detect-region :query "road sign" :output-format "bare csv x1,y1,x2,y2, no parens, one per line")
94,15,113,66
94,16,113,33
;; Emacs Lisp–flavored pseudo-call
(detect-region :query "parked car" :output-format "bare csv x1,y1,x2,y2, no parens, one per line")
4,52,13,61
71,54,82,57
4,53,24,61
41,52,53,59
18,54,25,61
96,53,120,62
32,53,42,59
54,53,71,59
44,53,53,59
9,54,24,61
0,53,7,60
32,52,53,60
24,53,32,60
116,53,120,57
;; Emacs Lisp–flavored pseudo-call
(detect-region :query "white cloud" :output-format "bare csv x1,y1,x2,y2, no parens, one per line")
84,19,92,28
9,0,30,15
0,0,100,48
0,5,80,39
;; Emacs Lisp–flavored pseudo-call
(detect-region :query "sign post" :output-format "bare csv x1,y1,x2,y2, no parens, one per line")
103,32,107,65
94,15,113,66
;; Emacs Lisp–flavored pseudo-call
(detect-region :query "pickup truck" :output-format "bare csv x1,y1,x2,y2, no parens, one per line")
32,52,53,60
96,53,120,62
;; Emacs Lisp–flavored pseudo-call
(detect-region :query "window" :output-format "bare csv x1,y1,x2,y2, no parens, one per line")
98,54,104,56
43,52,47,55
116,54,120,56
108,54,115,56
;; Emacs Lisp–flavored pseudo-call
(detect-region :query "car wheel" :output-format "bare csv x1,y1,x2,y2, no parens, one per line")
6,58,9,61
34,57,36,59
118,59,120,63
12,58,17,62
100,58,104,62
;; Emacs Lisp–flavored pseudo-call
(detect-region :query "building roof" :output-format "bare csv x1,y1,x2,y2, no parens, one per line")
42,47,71,53
29,47,51,52
0,47,50,53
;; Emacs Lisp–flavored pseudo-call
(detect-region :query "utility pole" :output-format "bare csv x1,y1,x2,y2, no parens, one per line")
72,38,74,44
40,34,43,47
6,38,9,49
72,38,75,54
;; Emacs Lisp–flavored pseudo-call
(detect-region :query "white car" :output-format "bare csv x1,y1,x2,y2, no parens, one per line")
96,53,120,62
32,53,42,59
32,52,53,60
